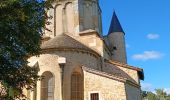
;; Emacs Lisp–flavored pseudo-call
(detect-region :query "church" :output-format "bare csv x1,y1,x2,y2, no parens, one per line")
28,0,144,100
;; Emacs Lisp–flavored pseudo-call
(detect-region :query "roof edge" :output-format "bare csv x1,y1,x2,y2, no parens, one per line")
105,59,144,80
82,66,140,88
82,66,126,83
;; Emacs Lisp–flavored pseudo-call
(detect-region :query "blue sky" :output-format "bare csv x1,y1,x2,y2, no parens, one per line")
99,0,170,93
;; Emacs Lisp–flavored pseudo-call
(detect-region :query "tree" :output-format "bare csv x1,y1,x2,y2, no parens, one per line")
166,94,170,100
147,92,159,100
0,0,53,99
142,89,170,100
142,91,148,98
155,89,167,100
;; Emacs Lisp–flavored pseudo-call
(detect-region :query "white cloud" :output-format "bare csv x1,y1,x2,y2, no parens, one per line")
132,51,164,61
164,88,170,94
147,34,160,39
141,83,153,92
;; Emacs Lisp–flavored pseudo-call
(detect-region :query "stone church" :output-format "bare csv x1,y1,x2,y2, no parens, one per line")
28,0,144,100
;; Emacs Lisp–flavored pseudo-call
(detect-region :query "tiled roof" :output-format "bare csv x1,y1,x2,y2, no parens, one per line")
105,59,144,80
82,66,140,88
41,34,93,52
104,62,137,83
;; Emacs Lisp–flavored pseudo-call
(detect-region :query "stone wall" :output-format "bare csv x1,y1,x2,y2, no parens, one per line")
28,54,62,100
84,71,126,100
44,0,102,37
29,50,101,100
78,32,111,59
108,32,127,63
79,0,102,34
53,50,101,70
27,50,142,100
125,84,142,100
78,33,103,55
118,66,139,84
52,50,101,100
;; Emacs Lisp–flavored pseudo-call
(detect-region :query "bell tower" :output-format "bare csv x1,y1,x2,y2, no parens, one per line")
108,12,127,63
45,0,102,38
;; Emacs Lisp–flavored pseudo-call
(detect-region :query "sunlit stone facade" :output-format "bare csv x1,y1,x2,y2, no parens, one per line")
27,0,144,100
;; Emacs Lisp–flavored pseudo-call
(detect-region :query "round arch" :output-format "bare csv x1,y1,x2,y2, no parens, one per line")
41,71,55,100
71,67,84,100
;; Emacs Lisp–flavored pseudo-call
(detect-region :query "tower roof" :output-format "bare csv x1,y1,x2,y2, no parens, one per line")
108,12,124,34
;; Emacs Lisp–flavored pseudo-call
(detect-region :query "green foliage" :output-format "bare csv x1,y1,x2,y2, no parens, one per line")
0,0,53,99
155,89,167,100
147,92,159,100
142,89,170,100
166,95,170,100
142,91,148,98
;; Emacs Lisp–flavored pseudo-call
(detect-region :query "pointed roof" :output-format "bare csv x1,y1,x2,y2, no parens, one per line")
108,12,124,34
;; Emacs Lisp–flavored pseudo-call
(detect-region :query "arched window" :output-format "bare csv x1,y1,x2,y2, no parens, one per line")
41,71,55,100
71,72,83,100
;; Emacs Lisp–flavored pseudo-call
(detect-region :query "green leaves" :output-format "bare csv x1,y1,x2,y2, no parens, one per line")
142,89,170,100
0,0,50,99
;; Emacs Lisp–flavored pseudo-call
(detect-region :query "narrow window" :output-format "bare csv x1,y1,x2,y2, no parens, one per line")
41,71,54,100
71,72,83,100
90,93,99,100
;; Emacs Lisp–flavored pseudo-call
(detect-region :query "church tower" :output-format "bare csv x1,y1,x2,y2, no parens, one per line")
108,12,127,63
45,0,102,38
28,0,144,100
